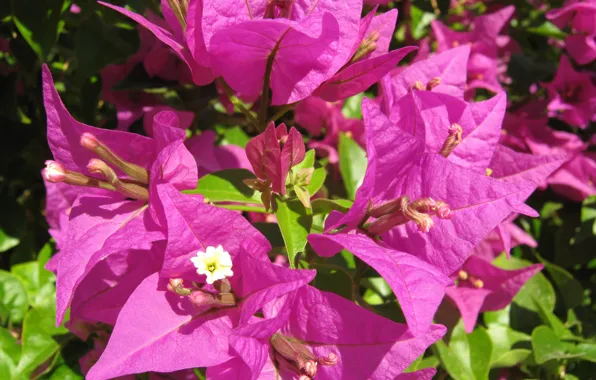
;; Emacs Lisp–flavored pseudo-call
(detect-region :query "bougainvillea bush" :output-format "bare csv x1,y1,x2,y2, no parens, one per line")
0,0,595,379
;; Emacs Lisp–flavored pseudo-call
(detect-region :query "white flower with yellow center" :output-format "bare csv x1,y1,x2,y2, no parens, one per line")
190,245,233,284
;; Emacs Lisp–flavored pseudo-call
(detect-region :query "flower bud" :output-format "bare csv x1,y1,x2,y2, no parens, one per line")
80,133,149,185
435,202,452,219
439,123,463,158
80,133,100,150
317,352,338,366
43,160,66,182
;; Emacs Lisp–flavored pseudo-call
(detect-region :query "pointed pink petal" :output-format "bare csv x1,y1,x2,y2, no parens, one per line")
316,46,417,101
308,233,452,335
99,2,214,85
55,196,156,325
86,273,236,379
385,45,471,102
43,65,155,173
445,286,491,333
282,286,446,379
156,184,270,277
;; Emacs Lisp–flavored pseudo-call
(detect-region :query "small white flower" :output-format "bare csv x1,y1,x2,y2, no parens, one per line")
190,245,233,284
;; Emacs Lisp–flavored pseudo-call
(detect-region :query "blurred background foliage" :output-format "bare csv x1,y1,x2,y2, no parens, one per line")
0,0,594,379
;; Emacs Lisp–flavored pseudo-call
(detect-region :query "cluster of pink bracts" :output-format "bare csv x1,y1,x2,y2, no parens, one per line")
41,1,594,379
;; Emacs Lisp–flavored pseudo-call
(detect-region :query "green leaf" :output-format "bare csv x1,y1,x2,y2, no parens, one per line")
15,304,69,377
310,263,353,300
410,5,436,40
186,169,262,204
0,196,26,253
338,133,367,200
341,93,364,119
575,343,596,363
219,126,250,148
527,21,567,40
487,325,530,367
434,339,474,380
0,327,21,379
537,254,584,310
484,305,510,327
49,364,84,380
12,0,69,60
290,150,327,200
311,198,353,215
494,254,556,313
0,229,20,253
532,326,580,364
0,270,29,325
11,244,56,309
272,197,312,268
492,349,532,368
467,327,493,380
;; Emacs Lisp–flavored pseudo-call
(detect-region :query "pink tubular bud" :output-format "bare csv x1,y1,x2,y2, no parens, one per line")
43,160,66,182
439,123,463,157
416,215,434,233
189,290,217,307
435,202,452,219
317,352,338,366
80,133,149,185
87,159,149,201
410,197,437,213
80,133,100,150
301,360,317,378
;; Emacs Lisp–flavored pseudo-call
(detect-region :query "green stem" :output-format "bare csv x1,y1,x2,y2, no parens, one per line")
259,54,274,130
217,78,259,127
211,202,268,213
268,102,296,124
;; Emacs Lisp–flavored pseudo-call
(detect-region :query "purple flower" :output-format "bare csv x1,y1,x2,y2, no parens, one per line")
41,65,197,326
543,55,596,129
547,0,596,64
99,0,214,87
86,189,315,379
314,8,416,101
209,286,445,379
431,6,516,94
294,96,364,165
202,0,362,104
446,255,543,333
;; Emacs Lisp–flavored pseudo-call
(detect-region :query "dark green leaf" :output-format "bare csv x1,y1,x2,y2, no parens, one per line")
11,244,56,309
468,327,493,379
15,304,69,377
186,169,262,204
537,254,584,310
0,270,29,324
410,5,436,40
527,21,567,40
219,126,250,148
338,133,367,200
0,327,21,379
532,326,580,364
341,93,364,119
272,197,312,268
494,255,556,313
12,0,69,60
311,198,353,215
